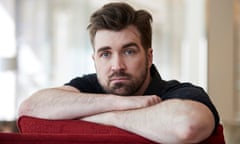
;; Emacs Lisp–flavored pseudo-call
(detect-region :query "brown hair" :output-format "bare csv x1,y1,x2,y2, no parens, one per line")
87,2,153,51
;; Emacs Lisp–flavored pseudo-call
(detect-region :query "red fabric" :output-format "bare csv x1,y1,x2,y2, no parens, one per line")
0,132,153,144
200,124,225,144
14,116,225,144
17,116,155,143
18,116,140,135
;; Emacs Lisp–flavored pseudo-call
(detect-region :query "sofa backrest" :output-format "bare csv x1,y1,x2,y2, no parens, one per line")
17,116,225,144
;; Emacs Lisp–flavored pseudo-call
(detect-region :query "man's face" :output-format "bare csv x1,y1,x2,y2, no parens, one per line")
92,25,152,96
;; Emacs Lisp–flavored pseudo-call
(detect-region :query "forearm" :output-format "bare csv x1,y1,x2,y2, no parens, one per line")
82,99,215,144
18,86,119,119
18,86,160,119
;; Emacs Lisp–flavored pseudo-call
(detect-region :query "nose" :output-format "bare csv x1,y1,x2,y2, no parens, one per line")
111,54,126,71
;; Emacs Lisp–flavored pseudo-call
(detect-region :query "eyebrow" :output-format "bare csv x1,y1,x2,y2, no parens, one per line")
96,47,111,54
96,42,140,54
122,42,139,49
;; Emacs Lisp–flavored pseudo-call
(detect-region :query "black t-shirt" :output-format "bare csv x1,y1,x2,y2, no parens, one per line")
65,65,220,131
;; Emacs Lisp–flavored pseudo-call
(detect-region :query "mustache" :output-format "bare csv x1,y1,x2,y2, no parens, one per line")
109,71,131,79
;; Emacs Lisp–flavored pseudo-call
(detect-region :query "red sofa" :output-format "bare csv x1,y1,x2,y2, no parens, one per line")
0,116,225,144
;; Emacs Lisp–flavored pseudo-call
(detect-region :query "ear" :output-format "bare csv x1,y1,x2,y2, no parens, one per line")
147,48,153,68
92,53,95,61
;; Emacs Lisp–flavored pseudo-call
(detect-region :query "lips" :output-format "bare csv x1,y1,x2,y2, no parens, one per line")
110,76,129,82
108,71,131,84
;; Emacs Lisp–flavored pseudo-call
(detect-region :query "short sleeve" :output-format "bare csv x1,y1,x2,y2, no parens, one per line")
64,74,104,93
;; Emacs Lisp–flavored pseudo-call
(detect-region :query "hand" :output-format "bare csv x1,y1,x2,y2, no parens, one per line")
114,95,161,111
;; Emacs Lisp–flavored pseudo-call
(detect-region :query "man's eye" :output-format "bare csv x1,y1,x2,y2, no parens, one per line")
100,52,110,58
125,49,135,55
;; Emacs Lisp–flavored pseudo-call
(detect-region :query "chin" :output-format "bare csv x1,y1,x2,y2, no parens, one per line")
112,88,134,96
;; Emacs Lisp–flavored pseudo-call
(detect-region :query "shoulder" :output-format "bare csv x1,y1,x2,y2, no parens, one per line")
66,73,98,85
65,74,104,93
161,80,207,100
148,64,209,100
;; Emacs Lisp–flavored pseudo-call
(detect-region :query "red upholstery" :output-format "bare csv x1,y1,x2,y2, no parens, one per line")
0,132,154,144
0,116,225,144
17,116,142,135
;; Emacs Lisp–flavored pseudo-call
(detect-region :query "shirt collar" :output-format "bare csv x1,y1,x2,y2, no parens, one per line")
144,64,165,96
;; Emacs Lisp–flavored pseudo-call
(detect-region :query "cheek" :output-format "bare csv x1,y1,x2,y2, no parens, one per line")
126,56,148,74
95,61,109,78
128,57,145,68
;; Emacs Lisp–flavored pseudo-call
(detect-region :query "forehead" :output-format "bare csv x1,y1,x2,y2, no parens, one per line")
94,26,141,51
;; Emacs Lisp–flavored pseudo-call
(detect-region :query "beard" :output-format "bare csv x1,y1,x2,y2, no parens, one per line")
99,60,149,96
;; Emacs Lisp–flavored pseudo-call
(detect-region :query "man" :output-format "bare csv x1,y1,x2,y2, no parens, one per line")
19,2,219,143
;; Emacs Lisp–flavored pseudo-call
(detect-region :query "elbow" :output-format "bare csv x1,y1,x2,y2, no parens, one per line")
176,123,200,143
18,89,49,118
175,120,214,143
18,91,42,118
18,98,37,117
18,99,34,117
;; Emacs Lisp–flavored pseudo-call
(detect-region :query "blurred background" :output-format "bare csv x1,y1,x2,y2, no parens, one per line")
0,0,239,143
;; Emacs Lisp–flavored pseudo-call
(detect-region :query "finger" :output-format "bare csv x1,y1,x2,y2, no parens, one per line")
151,95,161,104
